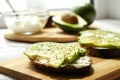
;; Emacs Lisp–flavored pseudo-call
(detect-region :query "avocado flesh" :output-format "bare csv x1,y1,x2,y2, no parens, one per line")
78,30,120,49
24,42,65,68
52,15,87,33
63,44,86,63
24,42,86,68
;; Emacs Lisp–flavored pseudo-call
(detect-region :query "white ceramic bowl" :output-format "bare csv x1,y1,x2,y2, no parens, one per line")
3,10,48,35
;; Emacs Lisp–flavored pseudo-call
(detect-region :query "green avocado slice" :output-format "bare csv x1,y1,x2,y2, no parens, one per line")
52,15,87,33
63,44,86,63
24,42,65,68
78,30,120,49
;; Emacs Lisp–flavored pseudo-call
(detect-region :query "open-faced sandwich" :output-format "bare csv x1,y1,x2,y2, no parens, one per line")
24,42,92,74
78,30,120,58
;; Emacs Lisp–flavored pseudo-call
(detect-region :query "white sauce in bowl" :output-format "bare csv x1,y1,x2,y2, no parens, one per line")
4,16,48,35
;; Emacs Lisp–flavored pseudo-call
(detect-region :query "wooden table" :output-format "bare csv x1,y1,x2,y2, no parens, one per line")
0,29,120,80
0,17,120,80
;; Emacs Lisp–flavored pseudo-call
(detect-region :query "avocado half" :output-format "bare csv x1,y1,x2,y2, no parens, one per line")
52,15,87,34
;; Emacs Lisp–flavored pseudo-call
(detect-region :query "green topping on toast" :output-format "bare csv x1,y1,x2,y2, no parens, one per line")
63,44,86,63
24,42,86,68
78,30,120,48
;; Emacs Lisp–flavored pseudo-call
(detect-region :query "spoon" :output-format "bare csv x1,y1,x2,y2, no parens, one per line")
5,0,19,16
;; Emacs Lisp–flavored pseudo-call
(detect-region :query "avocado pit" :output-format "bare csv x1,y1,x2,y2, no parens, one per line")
61,13,78,24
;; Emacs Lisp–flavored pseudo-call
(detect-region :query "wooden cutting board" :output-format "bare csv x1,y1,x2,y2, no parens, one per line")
4,27,79,42
0,56,120,80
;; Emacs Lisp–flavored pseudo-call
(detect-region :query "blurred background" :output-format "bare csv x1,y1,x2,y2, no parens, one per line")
0,0,89,28
0,0,120,32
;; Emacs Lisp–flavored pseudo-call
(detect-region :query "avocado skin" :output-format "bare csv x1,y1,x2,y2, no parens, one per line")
72,3,96,25
54,22,85,33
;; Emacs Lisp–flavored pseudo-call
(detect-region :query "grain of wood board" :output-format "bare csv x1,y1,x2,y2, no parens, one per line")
4,27,79,42
0,56,119,80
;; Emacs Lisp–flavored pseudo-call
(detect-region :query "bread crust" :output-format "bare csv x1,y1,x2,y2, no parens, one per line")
31,56,92,74
88,47,120,58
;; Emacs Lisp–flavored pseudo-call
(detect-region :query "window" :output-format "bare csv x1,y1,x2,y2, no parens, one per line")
0,0,90,13
0,0,27,13
0,0,90,28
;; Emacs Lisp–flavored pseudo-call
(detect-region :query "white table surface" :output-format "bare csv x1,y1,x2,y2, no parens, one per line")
0,29,32,80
